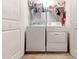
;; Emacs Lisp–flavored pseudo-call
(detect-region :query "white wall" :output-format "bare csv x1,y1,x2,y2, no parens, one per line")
69,0,77,58
22,0,30,29
65,0,71,32
65,0,77,58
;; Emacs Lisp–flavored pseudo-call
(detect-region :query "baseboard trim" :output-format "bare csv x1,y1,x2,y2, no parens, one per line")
25,51,68,54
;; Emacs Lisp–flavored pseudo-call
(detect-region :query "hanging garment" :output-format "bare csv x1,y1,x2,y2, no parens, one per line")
34,3,37,8
34,8,37,16
53,6,58,21
61,11,65,26
57,8,60,16
31,9,34,15
32,2,34,8
57,15,61,21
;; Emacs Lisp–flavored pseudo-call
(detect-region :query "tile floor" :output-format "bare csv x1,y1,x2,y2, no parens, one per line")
21,53,75,59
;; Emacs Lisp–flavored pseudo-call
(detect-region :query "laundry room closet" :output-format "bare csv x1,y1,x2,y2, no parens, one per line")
25,0,68,52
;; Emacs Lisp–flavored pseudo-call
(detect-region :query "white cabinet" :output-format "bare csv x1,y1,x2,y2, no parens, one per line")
26,26,67,52
47,43,67,51
47,32,66,43
26,26,45,51
47,27,67,52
